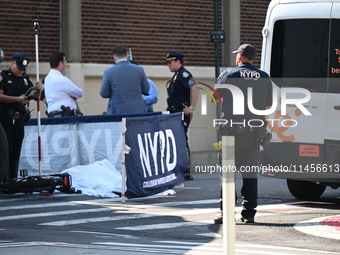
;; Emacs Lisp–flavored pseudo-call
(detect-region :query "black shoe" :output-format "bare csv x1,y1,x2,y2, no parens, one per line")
184,172,194,181
214,213,223,224
241,216,255,224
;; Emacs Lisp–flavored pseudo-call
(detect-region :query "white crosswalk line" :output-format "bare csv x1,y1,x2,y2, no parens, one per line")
0,240,337,255
39,208,218,226
1,197,337,255
0,207,113,221
0,197,119,211
116,220,211,230
1,198,296,229
93,241,223,253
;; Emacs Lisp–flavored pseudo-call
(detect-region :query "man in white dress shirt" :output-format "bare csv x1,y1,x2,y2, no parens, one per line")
44,51,83,117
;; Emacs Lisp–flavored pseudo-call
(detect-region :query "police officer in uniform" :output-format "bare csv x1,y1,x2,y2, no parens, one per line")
214,44,272,224
166,51,198,180
0,53,36,180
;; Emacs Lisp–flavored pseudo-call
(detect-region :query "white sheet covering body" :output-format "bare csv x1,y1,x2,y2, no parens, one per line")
62,159,122,198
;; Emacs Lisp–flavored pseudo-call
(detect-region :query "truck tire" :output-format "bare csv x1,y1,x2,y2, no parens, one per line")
287,179,326,200
0,123,9,182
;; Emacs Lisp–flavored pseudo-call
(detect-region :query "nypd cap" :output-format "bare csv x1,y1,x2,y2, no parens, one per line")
12,53,30,71
232,44,256,59
166,51,185,61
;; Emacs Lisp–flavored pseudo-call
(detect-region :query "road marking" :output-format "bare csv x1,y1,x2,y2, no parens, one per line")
2,198,297,212
0,193,74,203
1,198,340,254
0,197,119,211
3,197,332,242
196,232,222,238
235,243,339,254
0,239,337,254
1,198,291,227
93,241,222,253
0,207,114,221
294,215,340,241
143,199,218,207
116,220,211,230
71,230,140,240
159,241,340,254
93,241,340,255
256,203,310,211
322,215,340,231
39,208,219,226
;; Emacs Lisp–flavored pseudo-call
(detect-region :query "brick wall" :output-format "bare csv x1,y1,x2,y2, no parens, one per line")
0,0,60,64
81,0,218,66
240,0,271,66
0,0,270,67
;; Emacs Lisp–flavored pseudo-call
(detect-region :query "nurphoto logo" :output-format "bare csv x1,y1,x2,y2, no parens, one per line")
196,83,311,128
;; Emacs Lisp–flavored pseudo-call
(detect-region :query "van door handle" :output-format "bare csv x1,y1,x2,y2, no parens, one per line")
334,105,340,110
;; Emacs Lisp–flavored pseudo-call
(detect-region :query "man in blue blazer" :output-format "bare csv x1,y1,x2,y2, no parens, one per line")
100,45,150,114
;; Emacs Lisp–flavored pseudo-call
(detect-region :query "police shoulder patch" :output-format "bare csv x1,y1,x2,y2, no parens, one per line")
182,72,190,78
0,75,2,82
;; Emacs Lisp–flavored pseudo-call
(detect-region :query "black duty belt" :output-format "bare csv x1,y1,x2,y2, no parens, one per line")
48,108,83,118
231,125,255,133
49,111,64,115
167,105,184,113
219,124,259,136
0,109,23,119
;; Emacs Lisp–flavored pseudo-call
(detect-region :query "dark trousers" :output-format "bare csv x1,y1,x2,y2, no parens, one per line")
170,111,192,173
183,113,192,173
218,128,260,218
182,113,192,146
0,117,25,180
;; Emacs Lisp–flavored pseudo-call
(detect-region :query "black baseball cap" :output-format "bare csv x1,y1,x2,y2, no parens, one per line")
166,51,185,61
12,53,30,71
232,44,256,59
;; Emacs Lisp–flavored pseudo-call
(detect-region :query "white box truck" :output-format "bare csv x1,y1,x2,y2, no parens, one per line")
260,0,340,199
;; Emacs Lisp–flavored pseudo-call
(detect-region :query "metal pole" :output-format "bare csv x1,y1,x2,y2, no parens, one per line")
222,135,235,255
33,20,42,176
34,36,39,81
214,0,220,80
121,118,127,203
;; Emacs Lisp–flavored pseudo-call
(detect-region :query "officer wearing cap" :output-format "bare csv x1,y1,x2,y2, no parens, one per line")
166,51,199,180
214,44,272,224
0,53,36,180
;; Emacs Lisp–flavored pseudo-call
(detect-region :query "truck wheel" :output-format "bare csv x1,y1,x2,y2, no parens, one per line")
0,123,9,182
287,179,326,200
